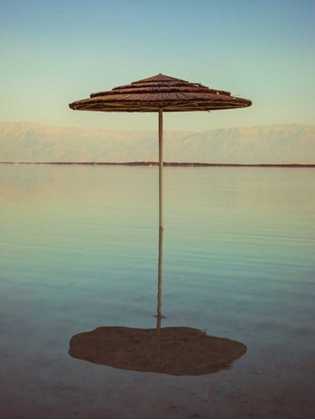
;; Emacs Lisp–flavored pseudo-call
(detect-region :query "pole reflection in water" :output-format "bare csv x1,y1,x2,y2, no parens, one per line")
69,227,247,376
156,226,163,334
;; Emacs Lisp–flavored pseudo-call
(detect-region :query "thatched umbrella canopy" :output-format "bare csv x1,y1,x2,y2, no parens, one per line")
69,326,247,376
69,73,251,113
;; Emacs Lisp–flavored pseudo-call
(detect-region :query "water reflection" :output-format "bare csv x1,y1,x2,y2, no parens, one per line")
69,227,247,376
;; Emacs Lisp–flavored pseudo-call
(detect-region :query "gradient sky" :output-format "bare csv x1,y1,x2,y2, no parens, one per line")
0,0,314,131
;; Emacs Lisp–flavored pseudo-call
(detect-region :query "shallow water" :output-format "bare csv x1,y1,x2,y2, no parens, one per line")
0,164,315,418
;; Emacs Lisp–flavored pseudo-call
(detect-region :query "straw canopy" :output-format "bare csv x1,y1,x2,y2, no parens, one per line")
69,73,252,113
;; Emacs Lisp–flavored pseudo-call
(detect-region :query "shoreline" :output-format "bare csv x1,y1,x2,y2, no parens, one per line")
0,162,314,168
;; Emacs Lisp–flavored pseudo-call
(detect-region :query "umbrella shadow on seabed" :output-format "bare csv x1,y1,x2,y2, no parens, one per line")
68,228,247,377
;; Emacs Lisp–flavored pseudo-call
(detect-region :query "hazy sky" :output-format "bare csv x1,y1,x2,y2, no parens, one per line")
0,0,314,131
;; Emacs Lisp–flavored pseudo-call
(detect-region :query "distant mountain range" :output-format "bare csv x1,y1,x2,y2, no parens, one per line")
0,122,314,164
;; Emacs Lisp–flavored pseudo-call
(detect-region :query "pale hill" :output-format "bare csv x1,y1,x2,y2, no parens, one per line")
0,122,314,164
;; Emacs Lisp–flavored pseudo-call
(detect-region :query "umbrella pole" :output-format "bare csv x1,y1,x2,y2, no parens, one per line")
157,109,163,331
158,108,163,231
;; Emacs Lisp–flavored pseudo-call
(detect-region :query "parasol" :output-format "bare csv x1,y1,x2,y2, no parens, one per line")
69,73,252,323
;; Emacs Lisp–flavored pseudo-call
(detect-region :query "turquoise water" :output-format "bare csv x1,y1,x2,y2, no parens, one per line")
0,164,314,418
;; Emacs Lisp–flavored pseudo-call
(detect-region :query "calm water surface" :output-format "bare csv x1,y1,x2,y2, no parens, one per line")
0,165,315,418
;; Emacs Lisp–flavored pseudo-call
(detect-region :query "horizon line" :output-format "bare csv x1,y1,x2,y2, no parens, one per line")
1,162,314,168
